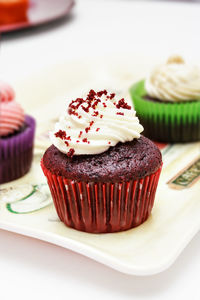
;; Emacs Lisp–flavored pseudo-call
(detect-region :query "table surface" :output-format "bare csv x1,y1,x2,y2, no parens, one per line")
0,0,200,299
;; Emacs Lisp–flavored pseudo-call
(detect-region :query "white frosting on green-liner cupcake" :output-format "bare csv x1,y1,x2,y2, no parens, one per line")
145,55,200,102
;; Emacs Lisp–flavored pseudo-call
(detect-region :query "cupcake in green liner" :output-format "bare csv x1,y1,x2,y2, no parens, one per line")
130,55,200,143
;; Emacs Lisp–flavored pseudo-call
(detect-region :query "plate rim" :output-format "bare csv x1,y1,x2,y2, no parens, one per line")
0,218,199,276
0,0,75,33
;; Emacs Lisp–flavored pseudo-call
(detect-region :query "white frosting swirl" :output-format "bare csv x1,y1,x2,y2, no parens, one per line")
50,90,143,156
145,55,200,102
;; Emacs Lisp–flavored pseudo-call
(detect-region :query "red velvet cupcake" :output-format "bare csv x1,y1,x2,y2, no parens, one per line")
41,90,162,233
0,81,36,184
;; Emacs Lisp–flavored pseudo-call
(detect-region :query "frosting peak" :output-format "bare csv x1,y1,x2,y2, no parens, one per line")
145,55,200,102
50,89,143,157
167,55,185,65
0,81,25,136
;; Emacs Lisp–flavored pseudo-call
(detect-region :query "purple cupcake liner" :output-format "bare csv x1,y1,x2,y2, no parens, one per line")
0,115,36,184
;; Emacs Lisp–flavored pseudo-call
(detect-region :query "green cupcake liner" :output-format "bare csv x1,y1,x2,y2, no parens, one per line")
130,80,200,143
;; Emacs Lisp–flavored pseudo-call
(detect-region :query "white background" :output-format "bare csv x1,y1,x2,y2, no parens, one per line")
0,0,200,299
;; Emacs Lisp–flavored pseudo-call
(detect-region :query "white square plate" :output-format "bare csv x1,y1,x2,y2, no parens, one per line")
1,55,200,275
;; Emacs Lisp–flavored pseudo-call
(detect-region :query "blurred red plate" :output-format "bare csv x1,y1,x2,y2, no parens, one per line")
0,0,74,33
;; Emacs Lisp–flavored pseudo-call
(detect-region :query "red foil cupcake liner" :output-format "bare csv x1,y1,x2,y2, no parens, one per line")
0,115,36,184
41,159,162,233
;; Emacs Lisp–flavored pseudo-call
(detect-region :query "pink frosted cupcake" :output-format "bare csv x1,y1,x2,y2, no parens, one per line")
0,81,36,184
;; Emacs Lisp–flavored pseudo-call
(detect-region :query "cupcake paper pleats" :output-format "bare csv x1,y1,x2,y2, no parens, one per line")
41,159,162,233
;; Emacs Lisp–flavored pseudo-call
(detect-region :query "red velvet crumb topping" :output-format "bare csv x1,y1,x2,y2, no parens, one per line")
92,111,99,117
97,90,107,97
55,130,66,140
110,93,115,99
78,131,83,138
116,98,131,110
67,148,75,157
